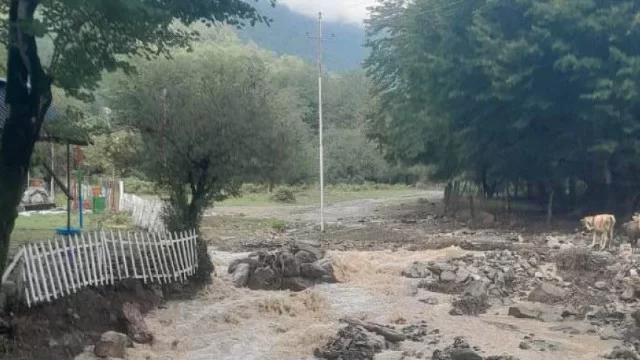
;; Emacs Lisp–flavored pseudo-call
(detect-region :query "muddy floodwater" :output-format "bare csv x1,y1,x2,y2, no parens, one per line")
119,247,618,360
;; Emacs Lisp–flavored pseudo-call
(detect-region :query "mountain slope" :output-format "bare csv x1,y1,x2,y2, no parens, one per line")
237,2,368,72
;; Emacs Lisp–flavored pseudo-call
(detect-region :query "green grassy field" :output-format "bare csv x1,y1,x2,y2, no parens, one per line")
11,211,132,253
219,183,420,207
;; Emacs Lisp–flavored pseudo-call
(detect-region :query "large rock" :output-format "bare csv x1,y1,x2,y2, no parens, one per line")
281,253,301,277
231,263,251,288
94,331,131,358
301,258,335,281
247,266,278,290
527,282,568,304
228,257,258,274
450,348,483,360
122,302,153,344
401,262,432,278
450,281,490,316
508,306,541,320
314,324,385,360
281,277,315,292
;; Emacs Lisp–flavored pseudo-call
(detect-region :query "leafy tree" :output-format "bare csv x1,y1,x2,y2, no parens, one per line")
365,0,640,214
0,0,273,280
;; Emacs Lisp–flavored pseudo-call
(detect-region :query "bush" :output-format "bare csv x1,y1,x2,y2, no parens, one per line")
240,183,268,194
270,187,296,203
123,177,156,195
267,219,287,232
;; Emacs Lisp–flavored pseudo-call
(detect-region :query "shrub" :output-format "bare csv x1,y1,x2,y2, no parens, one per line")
270,187,296,203
267,219,287,232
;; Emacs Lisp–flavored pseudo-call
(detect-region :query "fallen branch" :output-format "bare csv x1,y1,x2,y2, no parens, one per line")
339,317,405,342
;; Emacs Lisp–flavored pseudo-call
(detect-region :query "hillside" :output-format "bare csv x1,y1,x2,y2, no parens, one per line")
237,2,368,72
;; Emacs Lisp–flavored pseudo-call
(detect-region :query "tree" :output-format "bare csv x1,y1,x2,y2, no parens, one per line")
0,0,274,279
112,43,310,234
365,0,640,213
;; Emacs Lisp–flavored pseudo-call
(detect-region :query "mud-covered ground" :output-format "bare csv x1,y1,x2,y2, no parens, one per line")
95,189,640,360
11,188,640,360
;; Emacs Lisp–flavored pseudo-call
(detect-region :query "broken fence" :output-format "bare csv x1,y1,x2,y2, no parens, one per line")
2,229,198,307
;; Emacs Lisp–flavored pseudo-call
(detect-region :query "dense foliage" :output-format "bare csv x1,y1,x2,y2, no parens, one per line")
365,0,640,214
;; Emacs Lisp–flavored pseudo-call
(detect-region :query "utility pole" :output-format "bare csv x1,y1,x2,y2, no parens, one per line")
308,12,326,232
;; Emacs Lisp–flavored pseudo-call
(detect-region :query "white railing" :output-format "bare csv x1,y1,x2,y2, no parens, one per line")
118,193,166,233
3,229,198,307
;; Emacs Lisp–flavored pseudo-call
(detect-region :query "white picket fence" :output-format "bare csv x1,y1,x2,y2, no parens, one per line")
119,193,166,233
3,229,198,307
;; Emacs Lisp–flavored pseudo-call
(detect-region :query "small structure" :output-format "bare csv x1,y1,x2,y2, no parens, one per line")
0,79,91,235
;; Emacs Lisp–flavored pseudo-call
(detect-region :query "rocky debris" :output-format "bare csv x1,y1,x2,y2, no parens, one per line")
93,331,132,358
402,262,432,278
527,282,568,304
122,301,153,344
431,337,482,360
314,324,385,360
604,345,640,359
508,305,543,320
449,281,490,316
555,248,615,272
518,334,562,352
340,317,405,343
414,250,540,299
229,243,336,291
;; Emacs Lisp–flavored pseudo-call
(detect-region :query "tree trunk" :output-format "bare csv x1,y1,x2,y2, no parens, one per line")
0,0,52,281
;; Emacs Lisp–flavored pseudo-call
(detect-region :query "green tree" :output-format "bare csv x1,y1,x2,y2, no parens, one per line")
365,0,640,213
0,0,273,280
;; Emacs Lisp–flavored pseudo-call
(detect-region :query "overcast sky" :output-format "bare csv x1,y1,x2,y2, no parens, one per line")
277,0,375,26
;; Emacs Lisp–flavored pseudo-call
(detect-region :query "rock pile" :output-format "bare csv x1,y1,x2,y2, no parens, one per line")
228,242,337,291
432,337,519,360
406,250,545,300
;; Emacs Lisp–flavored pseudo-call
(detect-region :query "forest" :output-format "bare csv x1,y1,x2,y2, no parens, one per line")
365,0,640,216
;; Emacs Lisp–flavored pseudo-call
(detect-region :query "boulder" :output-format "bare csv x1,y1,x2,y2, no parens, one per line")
294,249,320,264
231,263,251,288
440,271,456,282
450,348,483,360
527,282,568,304
94,331,131,358
301,259,335,280
247,266,278,290
228,257,258,274
122,302,153,344
281,277,315,292
508,306,541,320
281,253,300,277
401,262,432,278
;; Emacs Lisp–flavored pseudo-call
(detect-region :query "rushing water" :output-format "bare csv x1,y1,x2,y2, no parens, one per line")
96,247,619,360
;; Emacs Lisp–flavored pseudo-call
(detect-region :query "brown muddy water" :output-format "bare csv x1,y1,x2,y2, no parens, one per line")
117,247,617,360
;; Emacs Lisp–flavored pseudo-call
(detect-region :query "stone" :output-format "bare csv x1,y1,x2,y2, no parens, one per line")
94,331,131,358
455,268,470,283
122,302,153,344
402,262,432,278
534,271,544,279
594,281,607,290
293,249,319,265
527,282,568,304
232,263,251,288
450,348,483,360
508,306,541,320
374,350,405,360
440,270,456,282
301,261,332,280
427,262,457,275
281,277,315,292
281,253,300,277
631,269,639,277
227,257,258,274
247,266,278,290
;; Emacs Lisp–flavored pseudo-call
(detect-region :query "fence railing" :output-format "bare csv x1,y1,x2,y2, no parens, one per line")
3,229,198,307
118,193,166,233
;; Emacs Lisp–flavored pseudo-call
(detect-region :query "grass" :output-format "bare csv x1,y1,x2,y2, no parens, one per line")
219,183,420,207
10,211,133,253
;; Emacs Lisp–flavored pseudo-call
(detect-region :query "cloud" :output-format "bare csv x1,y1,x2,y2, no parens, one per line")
276,0,373,26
